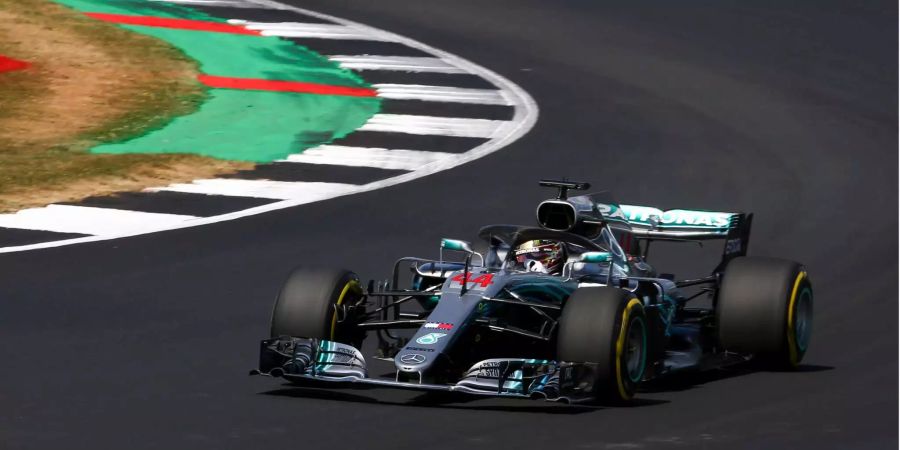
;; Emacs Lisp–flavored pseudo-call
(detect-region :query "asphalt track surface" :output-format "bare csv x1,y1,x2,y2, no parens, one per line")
0,1,896,448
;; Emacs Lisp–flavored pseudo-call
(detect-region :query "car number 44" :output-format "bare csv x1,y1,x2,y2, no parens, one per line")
451,273,494,288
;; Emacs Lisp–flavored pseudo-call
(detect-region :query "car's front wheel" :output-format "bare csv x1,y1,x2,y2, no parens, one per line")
557,287,648,404
270,268,365,347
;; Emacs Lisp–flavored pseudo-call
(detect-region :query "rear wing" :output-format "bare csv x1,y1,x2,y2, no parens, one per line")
618,205,753,271
530,181,753,272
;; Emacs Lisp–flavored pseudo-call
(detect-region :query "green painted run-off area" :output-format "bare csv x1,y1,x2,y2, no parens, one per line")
54,0,380,162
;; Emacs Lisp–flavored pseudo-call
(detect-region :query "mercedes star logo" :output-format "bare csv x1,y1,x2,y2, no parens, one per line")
400,353,426,364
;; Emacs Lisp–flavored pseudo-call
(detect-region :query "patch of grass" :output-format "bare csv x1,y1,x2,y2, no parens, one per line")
0,0,251,212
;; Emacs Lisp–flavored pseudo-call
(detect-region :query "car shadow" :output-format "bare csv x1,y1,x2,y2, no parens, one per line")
260,385,669,414
642,363,835,393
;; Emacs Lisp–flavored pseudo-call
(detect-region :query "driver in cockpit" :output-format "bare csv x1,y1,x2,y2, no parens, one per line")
513,239,568,275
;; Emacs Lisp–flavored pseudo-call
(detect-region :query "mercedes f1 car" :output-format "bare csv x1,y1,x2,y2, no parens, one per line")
252,180,813,404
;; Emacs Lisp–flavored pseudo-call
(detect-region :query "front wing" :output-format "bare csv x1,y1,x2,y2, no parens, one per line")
251,337,599,403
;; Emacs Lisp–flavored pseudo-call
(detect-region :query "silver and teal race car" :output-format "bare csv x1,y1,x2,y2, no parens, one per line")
252,180,813,404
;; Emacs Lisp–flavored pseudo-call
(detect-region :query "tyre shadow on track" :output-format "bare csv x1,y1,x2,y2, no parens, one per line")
642,364,834,394
260,385,669,414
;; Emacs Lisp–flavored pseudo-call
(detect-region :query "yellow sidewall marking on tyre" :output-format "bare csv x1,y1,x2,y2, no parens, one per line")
615,298,643,400
786,271,808,366
330,280,360,341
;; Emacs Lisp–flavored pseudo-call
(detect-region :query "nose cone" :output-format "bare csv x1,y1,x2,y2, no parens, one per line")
393,271,496,377
395,331,449,373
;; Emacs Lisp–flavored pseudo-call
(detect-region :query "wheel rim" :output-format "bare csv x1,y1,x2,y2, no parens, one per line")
625,316,647,382
330,279,362,341
794,287,812,352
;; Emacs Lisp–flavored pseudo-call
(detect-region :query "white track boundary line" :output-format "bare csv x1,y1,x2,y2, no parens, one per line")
0,205,200,236
281,145,455,171
373,84,512,105
359,114,511,138
151,0,259,6
328,56,465,73
154,179,359,200
231,21,393,41
0,0,538,254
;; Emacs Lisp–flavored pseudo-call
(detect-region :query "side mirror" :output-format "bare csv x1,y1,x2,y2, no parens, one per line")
441,238,474,253
580,251,612,263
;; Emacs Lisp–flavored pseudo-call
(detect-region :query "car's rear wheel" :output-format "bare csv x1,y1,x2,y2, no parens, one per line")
270,268,365,346
557,287,648,404
717,257,813,368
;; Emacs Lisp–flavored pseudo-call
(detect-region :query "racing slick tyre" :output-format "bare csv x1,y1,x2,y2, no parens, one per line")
717,257,813,369
270,268,364,346
557,287,648,404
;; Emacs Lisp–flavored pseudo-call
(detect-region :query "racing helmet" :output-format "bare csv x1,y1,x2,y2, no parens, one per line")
514,239,567,274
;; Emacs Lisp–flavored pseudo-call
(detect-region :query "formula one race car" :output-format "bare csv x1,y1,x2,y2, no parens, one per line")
251,180,813,404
